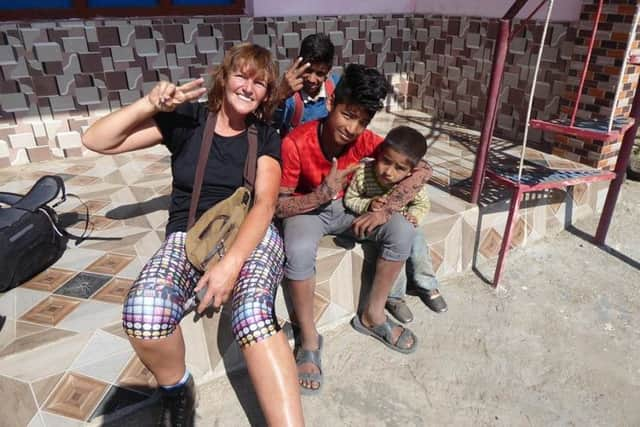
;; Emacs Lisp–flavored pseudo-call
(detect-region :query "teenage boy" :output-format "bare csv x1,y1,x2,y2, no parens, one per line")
273,33,341,135
277,64,431,394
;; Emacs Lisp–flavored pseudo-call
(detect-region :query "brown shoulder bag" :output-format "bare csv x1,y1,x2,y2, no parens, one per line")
185,112,258,272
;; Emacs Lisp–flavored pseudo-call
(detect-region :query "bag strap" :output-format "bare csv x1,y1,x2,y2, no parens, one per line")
188,112,217,230
243,124,259,193
187,113,259,230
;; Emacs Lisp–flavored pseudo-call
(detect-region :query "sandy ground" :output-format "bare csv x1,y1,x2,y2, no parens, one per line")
110,179,640,427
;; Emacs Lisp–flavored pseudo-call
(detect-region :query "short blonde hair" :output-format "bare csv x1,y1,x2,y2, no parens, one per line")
207,43,278,121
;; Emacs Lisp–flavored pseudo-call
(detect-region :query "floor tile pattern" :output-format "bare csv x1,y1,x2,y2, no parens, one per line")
0,109,609,426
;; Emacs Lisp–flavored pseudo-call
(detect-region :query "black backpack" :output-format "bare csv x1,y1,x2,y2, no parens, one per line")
0,175,87,293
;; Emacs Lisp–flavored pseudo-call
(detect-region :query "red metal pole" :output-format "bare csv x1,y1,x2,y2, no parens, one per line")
470,19,510,204
570,0,604,127
510,0,549,42
594,72,640,245
504,0,530,20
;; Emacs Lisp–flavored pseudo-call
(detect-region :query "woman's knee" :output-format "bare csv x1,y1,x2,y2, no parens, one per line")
122,284,182,340
231,296,279,347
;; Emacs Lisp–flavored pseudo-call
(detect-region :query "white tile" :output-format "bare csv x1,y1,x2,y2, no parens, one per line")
0,332,90,382
27,412,46,427
53,247,105,271
40,411,84,427
14,288,50,317
56,300,121,333
73,351,131,384
0,290,16,319
116,257,145,280
71,329,131,369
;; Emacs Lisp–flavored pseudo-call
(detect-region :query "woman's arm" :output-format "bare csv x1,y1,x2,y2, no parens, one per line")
195,155,281,312
82,79,206,155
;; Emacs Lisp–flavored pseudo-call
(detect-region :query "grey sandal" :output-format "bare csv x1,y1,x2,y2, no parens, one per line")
351,315,417,354
295,335,323,395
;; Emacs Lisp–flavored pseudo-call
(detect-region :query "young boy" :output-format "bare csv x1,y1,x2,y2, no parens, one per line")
344,126,430,228
278,64,432,394
272,33,340,135
344,126,443,323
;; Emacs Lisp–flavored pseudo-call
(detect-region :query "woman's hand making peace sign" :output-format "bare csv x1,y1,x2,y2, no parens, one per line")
145,78,208,113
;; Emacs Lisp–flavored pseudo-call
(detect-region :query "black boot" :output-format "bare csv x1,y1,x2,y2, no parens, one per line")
157,374,196,427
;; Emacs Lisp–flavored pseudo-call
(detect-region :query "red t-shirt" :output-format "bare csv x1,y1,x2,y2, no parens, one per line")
281,120,383,198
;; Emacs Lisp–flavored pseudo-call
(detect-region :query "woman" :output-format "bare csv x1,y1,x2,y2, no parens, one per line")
83,43,304,427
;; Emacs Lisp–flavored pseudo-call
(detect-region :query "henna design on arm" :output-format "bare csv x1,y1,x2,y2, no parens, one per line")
382,159,433,219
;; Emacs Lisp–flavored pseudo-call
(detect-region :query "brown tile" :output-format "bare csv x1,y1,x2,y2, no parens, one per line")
572,183,588,206
71,199,110,215
22,268,76,292
19,295,81,326
92,278,133,304
96,27,120,46
89,215,118,231
479,228,503,259
64,164,93,175
78,53,103,73
512,218,532,247
66,175,99,186
117,355,157,394
85,254,133,275
142,162,170,174
44,372,109,421
33,75,59,96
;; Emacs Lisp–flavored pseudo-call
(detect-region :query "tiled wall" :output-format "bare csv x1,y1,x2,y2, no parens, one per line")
553,1,640,169
402,15,574,149
1,9,635,169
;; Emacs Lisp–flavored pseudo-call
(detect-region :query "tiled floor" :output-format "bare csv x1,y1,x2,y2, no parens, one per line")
0,109,610,426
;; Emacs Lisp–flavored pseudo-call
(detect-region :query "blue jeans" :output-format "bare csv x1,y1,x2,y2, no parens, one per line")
389,231,440,300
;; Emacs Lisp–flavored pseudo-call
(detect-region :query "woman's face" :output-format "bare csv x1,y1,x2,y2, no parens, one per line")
223,65,269,117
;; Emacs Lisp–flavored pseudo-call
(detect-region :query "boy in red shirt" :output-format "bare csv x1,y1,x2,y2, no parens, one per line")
277,64,431,394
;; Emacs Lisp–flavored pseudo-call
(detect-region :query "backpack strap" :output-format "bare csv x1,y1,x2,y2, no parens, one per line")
325,76,335,98
243,124,259,194
290,75,336,130
12,175,66,212
188,112,217,230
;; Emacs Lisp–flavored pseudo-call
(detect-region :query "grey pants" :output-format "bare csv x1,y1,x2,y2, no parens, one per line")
283,200,415,281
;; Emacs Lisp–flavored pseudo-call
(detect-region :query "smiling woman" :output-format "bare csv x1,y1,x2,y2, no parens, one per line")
80,43,304,427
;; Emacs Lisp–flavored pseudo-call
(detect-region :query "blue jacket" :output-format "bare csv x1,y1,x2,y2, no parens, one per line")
273,73,341,134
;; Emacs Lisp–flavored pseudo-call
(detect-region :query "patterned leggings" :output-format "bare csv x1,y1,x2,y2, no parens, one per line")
122,223,284,348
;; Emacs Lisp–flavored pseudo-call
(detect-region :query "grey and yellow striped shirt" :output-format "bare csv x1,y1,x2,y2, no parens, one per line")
344,163,430,224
